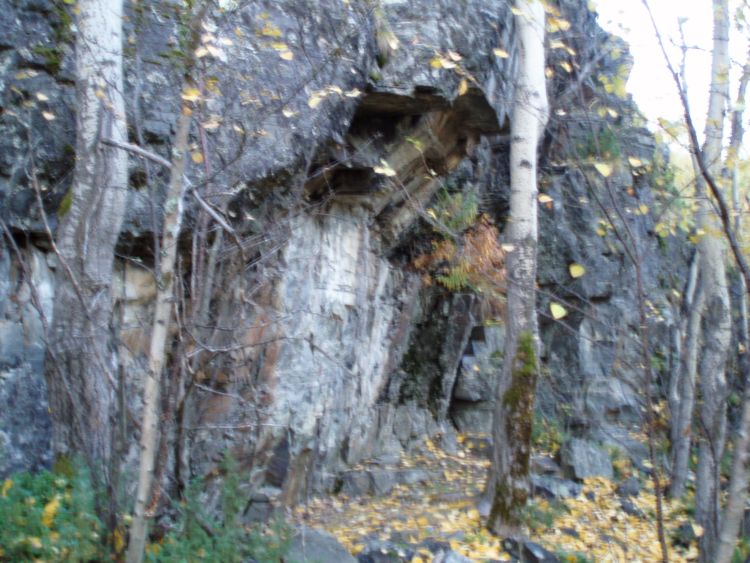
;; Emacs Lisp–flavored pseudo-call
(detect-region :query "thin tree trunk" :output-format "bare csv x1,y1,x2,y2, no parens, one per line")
485,0,548,536
125,104,192,563
124,5,207,558
669,274,703,499
728,49,750,362
713,44,750,563
645,1,750,556
694,3,731,560
669,254,702,498
45,0,127,489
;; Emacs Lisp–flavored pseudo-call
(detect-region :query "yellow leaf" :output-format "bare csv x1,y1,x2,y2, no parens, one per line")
493,48,510,58
194,46,209,58
113,528,125,552
538,194,554,204
693,523,704,537
35,92,49,102
16,69,39,79
559,61,572,73
569,263,586,278
638,203,649,214
181,87,202,102
593,162,612,177
201,117,221,131
1,479,11,497
27,537,42,549
345,88,362,98
279,50,294,60
550,302,568,320
270,41,289,51
42,111,56,121
282,107,297,118
373,159,397,177
42,496,61,527
458,78,469,96
191,151,204,164
430,56,444,69
308,94,324,108
510,6,524,16
411,557,425,563
260,23,282,37
628,156,643,167
547,16,571,32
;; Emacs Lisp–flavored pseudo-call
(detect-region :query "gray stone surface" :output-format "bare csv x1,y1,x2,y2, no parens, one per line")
357,539,413,563
432,550,474,563
0,246,53,477
531,474,582,500
288,527,357,563
502,538,560,563
616,476,641,497
0,0,688,535
560,438,614,481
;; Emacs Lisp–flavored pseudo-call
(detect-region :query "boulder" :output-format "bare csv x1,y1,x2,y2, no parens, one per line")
560,438,613,481
288,527,357,563
616,476,641,497
357,540,414,563
502,538,560,563
531,474,582,500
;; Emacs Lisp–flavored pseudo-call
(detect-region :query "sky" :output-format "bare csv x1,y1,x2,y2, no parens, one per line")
594,0,746,143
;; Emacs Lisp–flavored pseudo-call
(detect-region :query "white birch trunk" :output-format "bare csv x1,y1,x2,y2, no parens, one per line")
695,2,732,560
714,44,750,563
486,0,548,535
669,257,703,498
46,0,127,491
125,101,192,563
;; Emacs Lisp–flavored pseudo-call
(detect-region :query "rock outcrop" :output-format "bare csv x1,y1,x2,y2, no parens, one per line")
0,0,687,513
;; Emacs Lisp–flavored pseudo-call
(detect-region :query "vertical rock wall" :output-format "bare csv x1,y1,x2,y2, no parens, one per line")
0,0,688,511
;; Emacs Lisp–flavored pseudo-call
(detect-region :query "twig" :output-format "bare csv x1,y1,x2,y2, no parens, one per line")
101,137,172,169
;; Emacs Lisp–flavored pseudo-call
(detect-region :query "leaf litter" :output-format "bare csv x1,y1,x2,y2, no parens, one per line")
293,433,701,561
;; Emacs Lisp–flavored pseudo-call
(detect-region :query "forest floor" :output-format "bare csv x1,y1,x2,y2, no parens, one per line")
292,433,702,562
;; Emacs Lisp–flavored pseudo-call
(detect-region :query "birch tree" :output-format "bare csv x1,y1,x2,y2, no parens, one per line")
714,45,750,563
692,4,732,559
645,1,738,559
485,0,548,536
45,0,127,491
125,6,206,561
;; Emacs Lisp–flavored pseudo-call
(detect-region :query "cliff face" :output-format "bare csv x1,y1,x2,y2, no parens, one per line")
0,0,685,506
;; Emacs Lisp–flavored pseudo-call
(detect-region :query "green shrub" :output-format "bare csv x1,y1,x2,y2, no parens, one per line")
0,462,104,561
148,455,292,562
0,454,292,562
575,126,621,160
519,498,567,532
431,189,479,234
531,415,566,456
